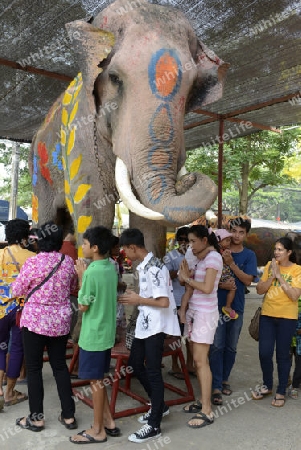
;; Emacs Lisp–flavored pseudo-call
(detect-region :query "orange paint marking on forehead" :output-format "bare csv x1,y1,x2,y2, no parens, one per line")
155,53,179,97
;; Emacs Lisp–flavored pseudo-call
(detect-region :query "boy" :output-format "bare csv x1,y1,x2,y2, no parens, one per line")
118,228,180,443
70,226,120,444
214,229,238,320
209,217,257,405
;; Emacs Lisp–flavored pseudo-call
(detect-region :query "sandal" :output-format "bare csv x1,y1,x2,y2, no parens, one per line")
251,386,272,400
182,399,202,413
222,307,238,320
16,416,44,432
221,383,232,396
187,412,214,429
211,392,223,405
271,396,285,407
4,390,28,406
288,386,298,400
58,413,78,430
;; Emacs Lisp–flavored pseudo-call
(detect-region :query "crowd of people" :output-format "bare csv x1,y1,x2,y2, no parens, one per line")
0,216,300,444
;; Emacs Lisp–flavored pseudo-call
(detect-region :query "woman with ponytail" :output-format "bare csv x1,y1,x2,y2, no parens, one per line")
178,225,222,429
252,236,301,407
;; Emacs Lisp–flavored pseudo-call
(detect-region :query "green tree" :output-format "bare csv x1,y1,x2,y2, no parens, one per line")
185,128,301,215
0,141,32,208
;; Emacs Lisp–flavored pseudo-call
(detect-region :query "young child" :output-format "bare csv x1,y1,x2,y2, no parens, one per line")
214,229,238,320
118,228,180,444
70,226,120,444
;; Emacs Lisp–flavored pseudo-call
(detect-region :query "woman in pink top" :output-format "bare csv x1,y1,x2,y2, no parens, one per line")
12,221,78,433
179,225,222,430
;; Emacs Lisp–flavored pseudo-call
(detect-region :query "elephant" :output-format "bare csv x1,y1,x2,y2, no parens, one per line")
30,0,229,257
244,228,301,267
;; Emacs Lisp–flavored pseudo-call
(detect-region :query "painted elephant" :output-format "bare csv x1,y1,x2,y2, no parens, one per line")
244,228,301,266
30,0,229,256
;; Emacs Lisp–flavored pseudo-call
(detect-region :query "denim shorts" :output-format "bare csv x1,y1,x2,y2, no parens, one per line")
78,348,111,380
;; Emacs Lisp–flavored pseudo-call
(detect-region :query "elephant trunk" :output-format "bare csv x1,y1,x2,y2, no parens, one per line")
115,157,217,225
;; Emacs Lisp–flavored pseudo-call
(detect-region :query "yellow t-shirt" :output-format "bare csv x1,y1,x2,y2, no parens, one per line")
261,261,301,319
0,245,35,318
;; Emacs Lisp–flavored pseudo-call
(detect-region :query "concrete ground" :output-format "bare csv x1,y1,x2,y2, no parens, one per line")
1,284,300,450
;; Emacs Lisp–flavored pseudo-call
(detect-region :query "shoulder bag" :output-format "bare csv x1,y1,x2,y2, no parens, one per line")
15,254,65,327
248,306,262,341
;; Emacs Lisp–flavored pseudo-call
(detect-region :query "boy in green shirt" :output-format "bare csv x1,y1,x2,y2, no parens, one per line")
70,226,120,444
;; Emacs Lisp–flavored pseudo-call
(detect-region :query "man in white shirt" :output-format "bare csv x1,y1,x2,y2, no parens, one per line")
119,228,180,444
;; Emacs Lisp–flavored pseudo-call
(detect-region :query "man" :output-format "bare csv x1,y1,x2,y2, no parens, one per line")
209,217,257,405
165,227,195,378
119,228,180,443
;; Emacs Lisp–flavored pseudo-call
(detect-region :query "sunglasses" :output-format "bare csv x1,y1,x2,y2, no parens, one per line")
178,237,189,242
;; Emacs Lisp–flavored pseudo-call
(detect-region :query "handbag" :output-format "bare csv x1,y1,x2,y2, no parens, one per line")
248,306,262,341
15,254,65,327
125,306,139,350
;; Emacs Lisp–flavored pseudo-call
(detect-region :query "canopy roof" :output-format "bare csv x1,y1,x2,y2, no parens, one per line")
0,0,301,147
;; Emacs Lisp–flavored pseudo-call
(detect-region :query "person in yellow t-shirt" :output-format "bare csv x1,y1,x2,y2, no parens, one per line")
0,219,35,407
252,237,301,407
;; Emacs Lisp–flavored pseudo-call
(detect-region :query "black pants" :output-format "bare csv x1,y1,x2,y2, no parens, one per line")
128,332,165,428
292,353,301,388
22,327,75,420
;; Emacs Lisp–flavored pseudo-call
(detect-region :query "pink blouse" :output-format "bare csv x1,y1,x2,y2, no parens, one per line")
12,252,77,336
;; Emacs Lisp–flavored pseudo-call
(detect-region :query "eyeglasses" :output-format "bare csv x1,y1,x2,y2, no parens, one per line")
178,237,189,242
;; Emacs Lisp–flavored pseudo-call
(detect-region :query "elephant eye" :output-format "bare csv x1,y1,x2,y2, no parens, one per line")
109,73,122,86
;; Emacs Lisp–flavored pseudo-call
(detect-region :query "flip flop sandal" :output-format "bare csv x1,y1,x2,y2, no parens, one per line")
16,416,44,432
182,399,202,413
104,426,121,437
222,307,238,320
251,388,272,400
211,393,223,405
187,412,214,429
4,390,28,406
221,383,232,396
271,396,285,407
69,430,108,444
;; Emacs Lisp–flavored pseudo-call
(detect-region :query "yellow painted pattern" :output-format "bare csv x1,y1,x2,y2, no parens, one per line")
60,73,93,238
78,216,92,233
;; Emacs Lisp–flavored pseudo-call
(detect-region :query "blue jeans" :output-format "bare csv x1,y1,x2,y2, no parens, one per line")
209,313,243,391
259,315,297,395
128,333,165,429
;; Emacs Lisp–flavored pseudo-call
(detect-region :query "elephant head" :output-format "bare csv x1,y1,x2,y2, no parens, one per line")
63,0,229,229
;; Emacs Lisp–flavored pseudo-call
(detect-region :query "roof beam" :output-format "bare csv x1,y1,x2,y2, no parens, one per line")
185,91,301,132
0,58,73,82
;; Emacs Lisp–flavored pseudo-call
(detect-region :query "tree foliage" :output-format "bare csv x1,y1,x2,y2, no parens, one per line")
0,141,32,208
185,127,301,215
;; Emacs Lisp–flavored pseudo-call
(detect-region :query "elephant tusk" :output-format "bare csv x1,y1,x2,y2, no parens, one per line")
115,157,165,221
177,165,187,180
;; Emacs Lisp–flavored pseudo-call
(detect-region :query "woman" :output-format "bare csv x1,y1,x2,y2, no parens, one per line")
252,237,301,407
12,221,78,432
179,225,223,429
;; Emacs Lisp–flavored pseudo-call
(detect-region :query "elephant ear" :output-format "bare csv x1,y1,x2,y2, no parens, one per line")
186,40,230,112
65,20,115,101
60,21,115,251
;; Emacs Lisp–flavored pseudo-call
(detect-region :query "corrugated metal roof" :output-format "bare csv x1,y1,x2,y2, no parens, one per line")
0,0,300,145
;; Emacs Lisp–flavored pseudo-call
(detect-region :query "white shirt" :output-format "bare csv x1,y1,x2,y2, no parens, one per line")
135,252,180,339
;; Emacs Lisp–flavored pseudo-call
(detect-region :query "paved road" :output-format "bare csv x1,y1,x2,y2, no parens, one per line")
1,285,299,449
